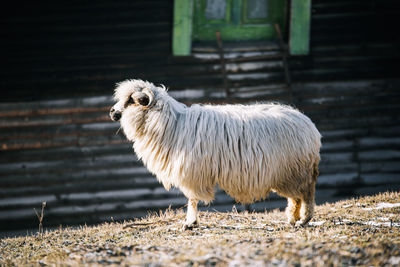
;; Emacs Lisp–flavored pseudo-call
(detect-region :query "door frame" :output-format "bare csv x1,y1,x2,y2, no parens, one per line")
172,0,311,56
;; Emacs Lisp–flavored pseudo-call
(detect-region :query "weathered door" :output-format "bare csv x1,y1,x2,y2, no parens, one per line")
193,0,286,41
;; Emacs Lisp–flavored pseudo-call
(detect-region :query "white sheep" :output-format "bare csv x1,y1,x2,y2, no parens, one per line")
110,79,321,229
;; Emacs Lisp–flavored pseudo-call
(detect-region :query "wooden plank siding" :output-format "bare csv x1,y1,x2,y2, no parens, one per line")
1,0,400,235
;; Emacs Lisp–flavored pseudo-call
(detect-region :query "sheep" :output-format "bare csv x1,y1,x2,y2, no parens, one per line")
110,79,321,229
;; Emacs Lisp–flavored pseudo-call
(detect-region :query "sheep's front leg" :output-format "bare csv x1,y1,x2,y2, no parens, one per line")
183,198,198,230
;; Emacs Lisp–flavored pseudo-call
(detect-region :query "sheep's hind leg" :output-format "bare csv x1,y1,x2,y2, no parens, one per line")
297,161,319,227
183,198,198,230
286,198,301,226
297,187,315,227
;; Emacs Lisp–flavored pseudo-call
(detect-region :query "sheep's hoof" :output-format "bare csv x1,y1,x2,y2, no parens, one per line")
182,220,198,231
295,220,309,228
288,218,297,227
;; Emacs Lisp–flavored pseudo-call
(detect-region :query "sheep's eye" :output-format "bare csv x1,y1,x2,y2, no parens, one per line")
127,96,134,105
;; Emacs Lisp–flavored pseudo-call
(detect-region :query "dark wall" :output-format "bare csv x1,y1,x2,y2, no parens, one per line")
1,0,173,102
2,0,399,100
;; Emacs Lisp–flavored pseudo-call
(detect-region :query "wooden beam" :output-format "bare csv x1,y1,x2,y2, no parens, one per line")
289,0,311,55
215,32,230,98
172,0,193,56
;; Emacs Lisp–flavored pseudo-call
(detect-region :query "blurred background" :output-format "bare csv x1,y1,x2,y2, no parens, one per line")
1,0,399,237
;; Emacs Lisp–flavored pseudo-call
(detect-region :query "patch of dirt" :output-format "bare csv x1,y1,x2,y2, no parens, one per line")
1,191,399,266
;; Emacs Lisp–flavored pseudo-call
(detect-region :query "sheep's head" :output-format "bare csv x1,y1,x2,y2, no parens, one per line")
110,79,186,142
110,80,158,121
110,79,167,140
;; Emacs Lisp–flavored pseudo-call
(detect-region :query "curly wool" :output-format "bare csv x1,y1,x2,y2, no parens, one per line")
114,80,321,205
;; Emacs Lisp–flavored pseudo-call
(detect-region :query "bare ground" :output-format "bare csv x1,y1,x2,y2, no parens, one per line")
1,191,400,266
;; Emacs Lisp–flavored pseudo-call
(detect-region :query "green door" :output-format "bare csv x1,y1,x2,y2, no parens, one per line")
193,0,286,41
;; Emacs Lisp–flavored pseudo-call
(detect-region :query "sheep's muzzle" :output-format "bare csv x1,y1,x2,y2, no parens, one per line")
110,107,122,122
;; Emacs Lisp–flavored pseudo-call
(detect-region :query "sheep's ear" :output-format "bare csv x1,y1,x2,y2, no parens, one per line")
137,94,150,106
135,88,155,109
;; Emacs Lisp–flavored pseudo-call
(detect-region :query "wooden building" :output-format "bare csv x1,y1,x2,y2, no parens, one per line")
1,0,399,236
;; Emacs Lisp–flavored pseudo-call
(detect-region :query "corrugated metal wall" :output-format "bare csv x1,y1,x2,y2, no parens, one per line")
1,0,400,235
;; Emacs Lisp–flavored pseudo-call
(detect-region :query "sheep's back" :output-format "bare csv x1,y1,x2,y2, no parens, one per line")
175,103,321,203
138,102,321,203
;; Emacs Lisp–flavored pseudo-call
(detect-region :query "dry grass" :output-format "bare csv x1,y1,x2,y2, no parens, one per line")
1,191,400,266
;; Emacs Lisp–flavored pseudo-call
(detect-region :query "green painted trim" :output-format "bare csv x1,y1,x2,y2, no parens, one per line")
195,25,277,41
172,0,193,56
289,0,311,55
231,0,241,25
